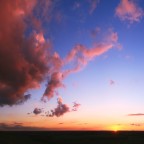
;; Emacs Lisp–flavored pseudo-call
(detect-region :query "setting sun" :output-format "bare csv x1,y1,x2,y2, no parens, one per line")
111,125,121,132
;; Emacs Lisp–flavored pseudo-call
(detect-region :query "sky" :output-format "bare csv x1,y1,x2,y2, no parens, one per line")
1,0,144,131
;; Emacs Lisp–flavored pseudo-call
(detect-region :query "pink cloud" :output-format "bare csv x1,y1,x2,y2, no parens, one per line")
31,98,81,117
35,32,45,44
42,30,119,102
65,31,118,65
0,0,63,106
0,1,121,110
42,72,64,100
109,80,115,85
0,0,49,106
48,97,70,117
83,43,113,58
115,0,143,23
109,32,118,42
72,102,81,111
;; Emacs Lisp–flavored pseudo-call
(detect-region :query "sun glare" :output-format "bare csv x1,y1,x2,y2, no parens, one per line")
111,125,120,132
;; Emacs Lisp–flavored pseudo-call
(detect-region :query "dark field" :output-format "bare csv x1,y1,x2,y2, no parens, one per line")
0,131,144,144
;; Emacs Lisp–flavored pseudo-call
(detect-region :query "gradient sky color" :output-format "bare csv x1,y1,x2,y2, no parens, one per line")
1,0,144,131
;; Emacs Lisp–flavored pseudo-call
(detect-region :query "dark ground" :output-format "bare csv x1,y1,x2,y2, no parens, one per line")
0,131,144,144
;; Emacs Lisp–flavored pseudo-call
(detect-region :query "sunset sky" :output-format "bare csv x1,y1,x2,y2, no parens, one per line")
1,0,144,131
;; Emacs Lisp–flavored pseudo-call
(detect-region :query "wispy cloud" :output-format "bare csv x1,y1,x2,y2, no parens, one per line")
58,123,64,125
127,113,144,116
88,0,100,14
0,122,51,131
65,31,118,66
130,123,144,126
115,0,143,23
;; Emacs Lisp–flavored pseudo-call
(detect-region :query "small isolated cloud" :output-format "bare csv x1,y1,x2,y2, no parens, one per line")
33,108,43,115
73,2,81,9
109,80,115,85
109,32,118,43
88,0,100,14
127,113,144,116
115,0,143,23
130,123,143,126
125,55,132,60
72,102,81,111
58,123,64,125
48,97,70,117
27,112,32,115
91,27,101,38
